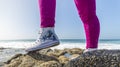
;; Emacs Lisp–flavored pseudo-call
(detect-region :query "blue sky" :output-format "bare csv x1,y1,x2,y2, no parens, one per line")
0,0,120,40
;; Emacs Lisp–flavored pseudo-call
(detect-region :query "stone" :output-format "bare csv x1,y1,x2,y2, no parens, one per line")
65,49,120,67
70,54,80,60
39,61,61,67
5,48,120,67
4,49,59,67
64,48,83,55
58,56,69,65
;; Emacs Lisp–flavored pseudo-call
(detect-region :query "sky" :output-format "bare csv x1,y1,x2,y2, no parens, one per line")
0,0,120,40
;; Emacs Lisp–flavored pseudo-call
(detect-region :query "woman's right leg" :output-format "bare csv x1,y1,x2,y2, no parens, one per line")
25,0,59,52
38,0,56,28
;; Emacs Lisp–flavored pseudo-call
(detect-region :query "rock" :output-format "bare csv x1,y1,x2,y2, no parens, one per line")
64,48,83,55
70,54,80,60
69,48,83,54
4,48,83,67
5,54,23,64
4,49,60,67
39,61,61,67
4,56,23,67
27,51,59,61
65,49,120,67
6,48,120,67
38,48,53,55
58,56,69,65
37,48,67,58
53,49,67,57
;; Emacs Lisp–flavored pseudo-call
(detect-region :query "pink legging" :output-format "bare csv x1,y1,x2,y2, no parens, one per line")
38,0,100,49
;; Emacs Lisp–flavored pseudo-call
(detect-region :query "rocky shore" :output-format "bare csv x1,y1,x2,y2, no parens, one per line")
3,48,120,67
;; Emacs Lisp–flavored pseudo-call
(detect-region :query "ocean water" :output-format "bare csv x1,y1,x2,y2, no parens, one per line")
0,39,120,63
0,39,120,49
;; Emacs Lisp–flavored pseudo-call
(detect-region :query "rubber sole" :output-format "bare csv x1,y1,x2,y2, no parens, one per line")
26,41,60,52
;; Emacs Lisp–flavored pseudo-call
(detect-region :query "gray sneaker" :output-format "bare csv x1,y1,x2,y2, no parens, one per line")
25,27,60,52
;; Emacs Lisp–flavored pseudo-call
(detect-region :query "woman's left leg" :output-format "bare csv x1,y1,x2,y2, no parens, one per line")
74,0,100,49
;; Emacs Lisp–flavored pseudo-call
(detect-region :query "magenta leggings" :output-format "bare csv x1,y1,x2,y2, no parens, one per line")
38,0,100,49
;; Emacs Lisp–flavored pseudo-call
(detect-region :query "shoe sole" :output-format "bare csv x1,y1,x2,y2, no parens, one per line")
26,41,60,52
83,49,97,53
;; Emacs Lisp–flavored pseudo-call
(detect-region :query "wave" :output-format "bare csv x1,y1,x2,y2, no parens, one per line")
0,42,120,49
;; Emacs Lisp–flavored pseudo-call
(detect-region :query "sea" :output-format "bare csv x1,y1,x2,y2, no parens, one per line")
0,39,120,49
0,39,120,63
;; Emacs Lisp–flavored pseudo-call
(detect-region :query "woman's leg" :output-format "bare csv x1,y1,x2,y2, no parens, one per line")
74,0,100,49
38,0,56,28
25,0,59,52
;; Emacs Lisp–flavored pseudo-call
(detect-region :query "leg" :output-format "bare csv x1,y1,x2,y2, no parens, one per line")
38,0,56,28
74,0,100,49
25,0,59,52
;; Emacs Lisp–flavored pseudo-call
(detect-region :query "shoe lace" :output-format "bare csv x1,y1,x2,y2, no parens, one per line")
34,30,56,44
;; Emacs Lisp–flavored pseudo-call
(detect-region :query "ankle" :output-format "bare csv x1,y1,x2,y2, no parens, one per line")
40,27,55,33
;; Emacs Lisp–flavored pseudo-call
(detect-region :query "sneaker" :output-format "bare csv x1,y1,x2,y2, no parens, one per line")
25,27,60,52
83,48,97,53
